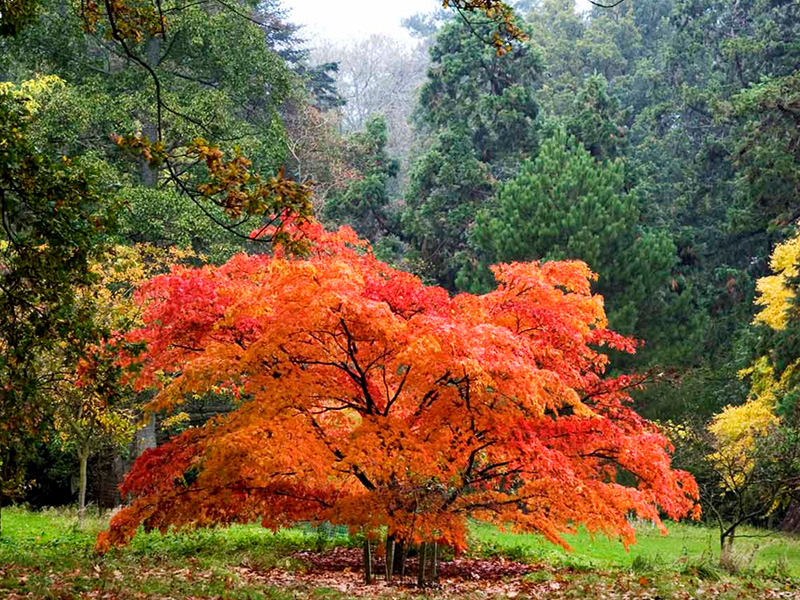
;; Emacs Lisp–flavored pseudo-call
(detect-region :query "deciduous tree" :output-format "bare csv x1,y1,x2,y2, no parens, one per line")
666,232,800,551
97,223,699,576
51,244,196,515
1,0,315,249
311,34,428,160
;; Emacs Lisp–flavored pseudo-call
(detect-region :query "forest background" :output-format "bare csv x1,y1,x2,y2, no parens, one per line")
1,0,800,558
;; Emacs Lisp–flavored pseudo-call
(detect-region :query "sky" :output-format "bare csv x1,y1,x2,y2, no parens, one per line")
284,0,439,45
283,1,593,45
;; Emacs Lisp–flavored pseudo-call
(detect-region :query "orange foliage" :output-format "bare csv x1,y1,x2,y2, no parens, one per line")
97,223,698,553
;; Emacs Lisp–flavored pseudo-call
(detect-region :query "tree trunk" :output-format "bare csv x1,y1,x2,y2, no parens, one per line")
363,538,373,584
385,535,395,583
141,36,161,188
417,542,427,587
395,539,407,577
781,501,800,533
78,448,89,519
720,525,736,555
431,542,438,582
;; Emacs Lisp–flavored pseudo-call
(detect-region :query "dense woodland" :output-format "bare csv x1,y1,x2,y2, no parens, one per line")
1,0,800,575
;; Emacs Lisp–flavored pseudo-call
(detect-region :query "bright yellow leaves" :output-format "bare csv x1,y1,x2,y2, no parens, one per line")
84,243,196,332
754,232,800,330
707,390,779,489
708,230,800,492
0,75,65,114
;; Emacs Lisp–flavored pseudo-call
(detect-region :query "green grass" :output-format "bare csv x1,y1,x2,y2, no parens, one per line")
0,506,357,599
469,519,800,577
2,506,800,599
0,505,351,568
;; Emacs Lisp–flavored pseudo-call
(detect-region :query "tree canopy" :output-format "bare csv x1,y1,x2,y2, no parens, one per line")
97,223,699,553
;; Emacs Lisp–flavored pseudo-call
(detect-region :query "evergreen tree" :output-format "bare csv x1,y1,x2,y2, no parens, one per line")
728,73,800,235
403,13,541,288
465,128,695,365
323,116,400,244
404,127,495,285
550,73,628,162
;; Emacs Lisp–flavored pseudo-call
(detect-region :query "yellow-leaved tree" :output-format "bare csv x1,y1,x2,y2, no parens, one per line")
753,234,800,331
699,233,800,550
51,244,195,516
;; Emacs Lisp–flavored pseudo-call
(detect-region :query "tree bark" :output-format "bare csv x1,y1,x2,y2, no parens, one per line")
720,526,736,556
141,36,161,188
363,538,373,584
385,535,395,583
781,501,800,533
78,448,89,519
417,542,427,587
431,542,438,582
395,538,407,577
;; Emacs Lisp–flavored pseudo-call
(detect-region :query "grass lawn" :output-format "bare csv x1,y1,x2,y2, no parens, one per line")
1,506,799,599
471,519,800,576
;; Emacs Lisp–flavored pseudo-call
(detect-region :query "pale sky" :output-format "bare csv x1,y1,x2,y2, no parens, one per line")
285,0,440,44
284,0,592,45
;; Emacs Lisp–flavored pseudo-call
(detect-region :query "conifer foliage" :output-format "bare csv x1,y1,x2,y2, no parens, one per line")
97,223,699,555
467,128,676,342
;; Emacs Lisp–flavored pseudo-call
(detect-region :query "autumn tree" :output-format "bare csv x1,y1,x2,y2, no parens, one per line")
52,381,135,517
669,377,800,553
667,233,800,551
50,244,197,515
705,374,800,552
98,222,699,580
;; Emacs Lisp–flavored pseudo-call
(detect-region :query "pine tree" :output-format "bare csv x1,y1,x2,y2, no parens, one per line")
465,128,681,358
402,13,541,288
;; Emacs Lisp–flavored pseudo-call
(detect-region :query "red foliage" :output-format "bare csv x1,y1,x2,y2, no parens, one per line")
97,223,698,553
